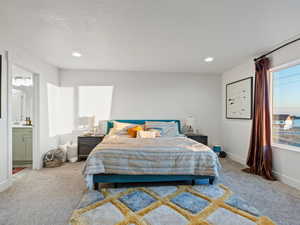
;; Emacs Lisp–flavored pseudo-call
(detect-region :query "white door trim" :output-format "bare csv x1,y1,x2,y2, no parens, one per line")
8,64,41,173
0,50,11,192
32,73,40,169
7,52,13,180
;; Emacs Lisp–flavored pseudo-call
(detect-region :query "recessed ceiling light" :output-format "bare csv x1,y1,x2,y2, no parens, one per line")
72,51,82,57
204,57,214,62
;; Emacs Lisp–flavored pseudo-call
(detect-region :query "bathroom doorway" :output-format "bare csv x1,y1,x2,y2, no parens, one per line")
9,65,39,175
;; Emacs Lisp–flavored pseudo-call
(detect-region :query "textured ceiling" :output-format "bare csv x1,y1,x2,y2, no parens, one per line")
1,0,300,73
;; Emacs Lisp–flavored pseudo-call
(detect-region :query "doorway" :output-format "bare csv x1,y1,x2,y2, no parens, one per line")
8,65,40,175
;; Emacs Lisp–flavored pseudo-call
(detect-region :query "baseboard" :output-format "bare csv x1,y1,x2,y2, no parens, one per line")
0,178,12,192
226,152,300,190
226,152,247,165
273,171,300,190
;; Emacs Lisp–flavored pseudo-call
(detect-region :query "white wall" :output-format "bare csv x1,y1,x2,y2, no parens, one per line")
221,41,300,190
0,42,60,191
10,48,60,159
221,61,254,164
60,70,222,146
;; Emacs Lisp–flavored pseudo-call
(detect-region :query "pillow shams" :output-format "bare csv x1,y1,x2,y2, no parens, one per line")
145,121,179,137
109,121,142,135
147,128,162,137
137,130,156,138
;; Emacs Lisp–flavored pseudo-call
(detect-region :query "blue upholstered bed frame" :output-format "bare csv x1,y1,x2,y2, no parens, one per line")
93,120,215,189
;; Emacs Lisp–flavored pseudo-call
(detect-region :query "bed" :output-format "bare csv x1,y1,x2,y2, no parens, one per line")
83,120,220,190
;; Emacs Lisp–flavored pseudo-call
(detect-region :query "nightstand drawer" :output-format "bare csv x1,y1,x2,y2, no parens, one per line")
186,134,208,145
78,136,104,160
78,143,96,155
79,137,102,146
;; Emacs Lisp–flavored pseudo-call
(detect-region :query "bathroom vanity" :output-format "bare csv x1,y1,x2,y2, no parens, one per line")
12,126,32,166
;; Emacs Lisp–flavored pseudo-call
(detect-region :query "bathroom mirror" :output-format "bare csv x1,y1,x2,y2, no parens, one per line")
12,65,33,125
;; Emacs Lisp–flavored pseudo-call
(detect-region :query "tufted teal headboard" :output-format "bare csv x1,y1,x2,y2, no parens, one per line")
106,120,181,134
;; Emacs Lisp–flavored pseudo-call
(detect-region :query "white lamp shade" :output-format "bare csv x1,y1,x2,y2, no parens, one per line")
186,116,195,126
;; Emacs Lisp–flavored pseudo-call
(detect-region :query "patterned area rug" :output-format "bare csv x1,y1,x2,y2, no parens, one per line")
70,184,275,225
12,167,26,174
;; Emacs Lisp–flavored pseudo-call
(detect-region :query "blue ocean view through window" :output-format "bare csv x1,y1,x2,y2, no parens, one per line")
272,63,300,148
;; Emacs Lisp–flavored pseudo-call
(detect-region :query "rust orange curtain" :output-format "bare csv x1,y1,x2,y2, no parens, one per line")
243,57,276,180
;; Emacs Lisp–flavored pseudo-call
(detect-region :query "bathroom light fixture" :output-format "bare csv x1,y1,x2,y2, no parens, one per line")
72,51,82,57
12,76,33,87
204,57,214,62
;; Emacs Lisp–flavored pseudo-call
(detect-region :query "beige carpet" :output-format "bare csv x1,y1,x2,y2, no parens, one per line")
0,162,85,225
0,159,299,225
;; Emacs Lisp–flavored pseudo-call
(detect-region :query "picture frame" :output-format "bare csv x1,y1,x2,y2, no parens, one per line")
226,77,253,120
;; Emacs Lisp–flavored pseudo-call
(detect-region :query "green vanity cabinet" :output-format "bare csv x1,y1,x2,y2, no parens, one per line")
12,127,33,165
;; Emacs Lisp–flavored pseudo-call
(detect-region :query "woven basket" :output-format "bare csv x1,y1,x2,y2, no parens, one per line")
44,159,63,168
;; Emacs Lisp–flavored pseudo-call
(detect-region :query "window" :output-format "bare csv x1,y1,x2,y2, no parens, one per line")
47,83,60,137
47,85,113,136
47,83,74,137
272,63,300,149
78,86,113,128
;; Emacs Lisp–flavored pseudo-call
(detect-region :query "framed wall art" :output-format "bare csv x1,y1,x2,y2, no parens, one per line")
226,77,253,119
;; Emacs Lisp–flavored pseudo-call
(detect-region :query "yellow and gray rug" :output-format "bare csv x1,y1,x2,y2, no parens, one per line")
70,184,275,225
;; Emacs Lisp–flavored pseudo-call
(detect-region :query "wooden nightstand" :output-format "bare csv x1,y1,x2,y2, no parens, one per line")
78,135,104,161
186,134,208,145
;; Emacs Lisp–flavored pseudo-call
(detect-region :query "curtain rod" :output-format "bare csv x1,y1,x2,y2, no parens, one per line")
254,37,300,62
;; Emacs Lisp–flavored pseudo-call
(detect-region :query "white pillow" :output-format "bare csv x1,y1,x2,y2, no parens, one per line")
57,142,70,162
137,130,156,138
109,121,140,135
147,129,161,137
113,121,134,129
67,143,78,163
145,121,179,137
108,127,117,135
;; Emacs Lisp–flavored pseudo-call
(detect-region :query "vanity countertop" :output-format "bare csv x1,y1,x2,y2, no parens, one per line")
12,125,32,128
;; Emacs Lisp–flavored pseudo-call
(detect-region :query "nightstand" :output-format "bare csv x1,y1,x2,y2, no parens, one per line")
186,134,208,145
78,135,104,160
